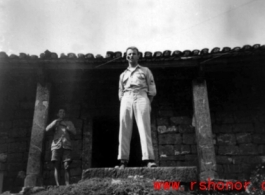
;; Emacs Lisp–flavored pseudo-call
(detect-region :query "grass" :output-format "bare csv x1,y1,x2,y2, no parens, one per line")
26,177,194,195
23,177,252,195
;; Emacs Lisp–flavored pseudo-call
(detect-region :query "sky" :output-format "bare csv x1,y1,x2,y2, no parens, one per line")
0,0,264,56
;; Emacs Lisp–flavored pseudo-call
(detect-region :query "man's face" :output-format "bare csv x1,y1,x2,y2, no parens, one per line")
126,49,139,64
57,109,66,119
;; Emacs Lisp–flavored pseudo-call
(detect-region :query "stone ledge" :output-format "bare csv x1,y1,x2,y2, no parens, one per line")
82,167,197,182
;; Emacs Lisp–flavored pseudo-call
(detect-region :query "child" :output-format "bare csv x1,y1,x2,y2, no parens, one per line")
46,108,76,186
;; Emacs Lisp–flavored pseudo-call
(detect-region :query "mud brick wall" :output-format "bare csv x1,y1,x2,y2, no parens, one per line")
0,69,37,192
152,68,196,167
1,63,265,191
207,67,265,180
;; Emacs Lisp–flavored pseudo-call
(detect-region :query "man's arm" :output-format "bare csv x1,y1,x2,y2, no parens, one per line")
146,68,156,101
45,120,59,132
118,73,124,101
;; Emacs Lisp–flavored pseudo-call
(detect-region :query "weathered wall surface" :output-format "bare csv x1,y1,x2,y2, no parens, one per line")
0,68,37,192
207,67,265,180
152,68,196,167
1,62,265,192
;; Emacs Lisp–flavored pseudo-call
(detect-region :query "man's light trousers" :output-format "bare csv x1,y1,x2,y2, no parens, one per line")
118,90,155,161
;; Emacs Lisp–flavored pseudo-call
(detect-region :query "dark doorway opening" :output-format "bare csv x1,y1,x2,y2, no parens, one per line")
92,116,142,167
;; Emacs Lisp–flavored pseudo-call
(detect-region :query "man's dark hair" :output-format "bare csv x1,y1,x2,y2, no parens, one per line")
57,106,67,113
126,46,139,54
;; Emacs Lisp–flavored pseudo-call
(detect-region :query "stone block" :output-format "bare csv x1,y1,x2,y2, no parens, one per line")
0,129,8,137
212,124,234,133
224,173,238,180
216,156,234,164
159,145,174,156
217,164,223,173
70,167,82,176
185,155,197,161
8,162,26,172
234,111,253,123
20,102,34,110
217,134,236,145
70,176,82,184
236,133,252,144
7,153,24,162
178,161,198,166
159,160,180,167
181,145,191,154
234,156,264,164
218,146,239,155
157,126,167,134
258,145,265,154
239,144,258,155
223,164,241,173
237,173,249,180
0,144,8,153
13,110,34,120
9,128,28,137
0,162,6,171
191,145,197,153
170,116,191,125
174,145,181,155
178,125,195,133
240,163,251,172
233,123,254,133
0,121,12,130
254,121,265,133
166,126,178,133
82,167,197,182
159,155,185,161
253,134,265,144
215,112,234,124
0,136,8,144
157,118,169,126
182,134,195,144
159,109,174,117
158,134,181,145
8,142,28,153
157,125,177,134
12,119,32,128
0,153,7,162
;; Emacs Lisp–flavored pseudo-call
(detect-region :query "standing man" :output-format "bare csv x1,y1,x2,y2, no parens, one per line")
116,46,157,168
46,108,76,186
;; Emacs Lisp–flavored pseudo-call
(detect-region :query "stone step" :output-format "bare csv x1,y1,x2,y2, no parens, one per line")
82,166,197,182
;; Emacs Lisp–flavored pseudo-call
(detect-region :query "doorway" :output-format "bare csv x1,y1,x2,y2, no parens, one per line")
91,116,142,167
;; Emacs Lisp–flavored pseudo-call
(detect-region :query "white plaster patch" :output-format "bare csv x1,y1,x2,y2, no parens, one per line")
205,162,213,165
42,101,48,108
228,157,234,164
35,100,39,107
160,154,167,158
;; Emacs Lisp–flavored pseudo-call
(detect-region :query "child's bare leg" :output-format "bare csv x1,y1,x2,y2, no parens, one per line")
53,161,60,186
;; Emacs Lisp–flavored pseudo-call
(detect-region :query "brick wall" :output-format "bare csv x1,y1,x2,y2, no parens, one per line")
1,63,265,192
208,67,265,180
153,68,196,167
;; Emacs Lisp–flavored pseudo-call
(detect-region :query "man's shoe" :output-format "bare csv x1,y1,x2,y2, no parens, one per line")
115,160,128,169
147,161,157,168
